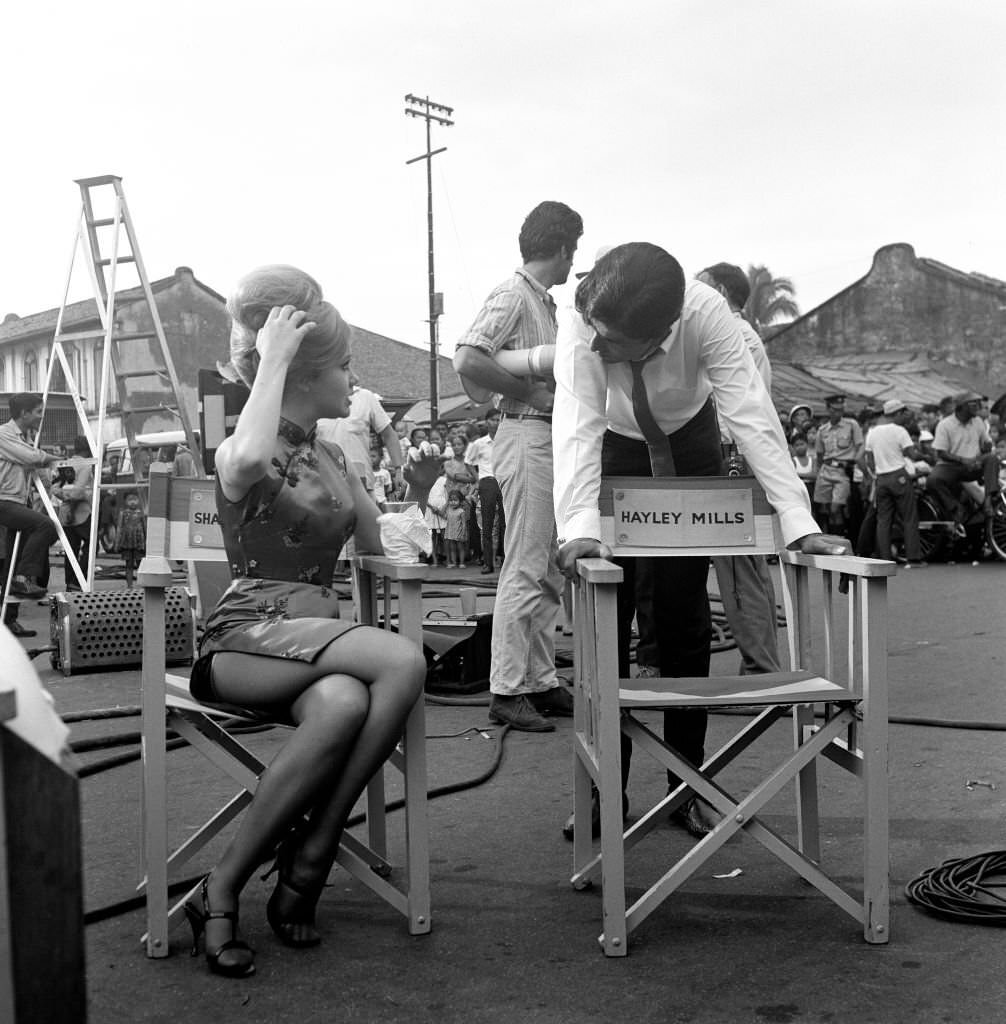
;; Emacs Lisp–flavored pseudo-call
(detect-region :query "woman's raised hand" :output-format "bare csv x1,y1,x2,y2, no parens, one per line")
256,305,316,365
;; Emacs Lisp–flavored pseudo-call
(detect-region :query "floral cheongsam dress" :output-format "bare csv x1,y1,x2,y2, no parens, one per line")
190,419,363,703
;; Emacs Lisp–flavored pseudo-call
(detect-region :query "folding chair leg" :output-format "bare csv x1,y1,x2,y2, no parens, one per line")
860,578,890,943
793,703,821,863
141,583,170,958
402,693,431,934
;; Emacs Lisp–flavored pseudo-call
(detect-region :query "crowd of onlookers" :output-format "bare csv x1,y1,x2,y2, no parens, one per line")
780,390,1004,563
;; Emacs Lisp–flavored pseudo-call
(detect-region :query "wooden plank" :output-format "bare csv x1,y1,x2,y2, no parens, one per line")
1,729,86,1021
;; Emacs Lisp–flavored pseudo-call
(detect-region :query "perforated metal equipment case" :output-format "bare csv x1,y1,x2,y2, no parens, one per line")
49,587,196,676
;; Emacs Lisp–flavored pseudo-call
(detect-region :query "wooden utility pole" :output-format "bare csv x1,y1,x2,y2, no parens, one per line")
405,93,453,424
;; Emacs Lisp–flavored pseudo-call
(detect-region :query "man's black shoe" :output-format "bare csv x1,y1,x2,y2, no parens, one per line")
480,564,494,575
5,620,37,638
10,576,45,599
562,791,629,841
530,686,574,717
669,797,719,837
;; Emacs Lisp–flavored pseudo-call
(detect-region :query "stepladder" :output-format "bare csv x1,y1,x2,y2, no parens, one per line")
2,174,204,616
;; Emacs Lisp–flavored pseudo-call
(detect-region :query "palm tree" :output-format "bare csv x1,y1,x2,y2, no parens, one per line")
745,265,800,334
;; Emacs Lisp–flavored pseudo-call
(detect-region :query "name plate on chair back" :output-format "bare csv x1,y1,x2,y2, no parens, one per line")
600,477,778,556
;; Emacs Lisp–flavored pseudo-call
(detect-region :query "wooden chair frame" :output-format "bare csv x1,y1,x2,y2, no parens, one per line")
569,477,893,955
138,466,431,957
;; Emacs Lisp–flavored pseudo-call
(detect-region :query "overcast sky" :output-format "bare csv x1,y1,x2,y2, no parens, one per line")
2,1,1003,370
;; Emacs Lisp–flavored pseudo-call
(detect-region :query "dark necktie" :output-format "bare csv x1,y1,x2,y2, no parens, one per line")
630,359,676,477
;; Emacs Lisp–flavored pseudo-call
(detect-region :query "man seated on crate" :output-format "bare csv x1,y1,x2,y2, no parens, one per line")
0,393,59,601
552,243,849,839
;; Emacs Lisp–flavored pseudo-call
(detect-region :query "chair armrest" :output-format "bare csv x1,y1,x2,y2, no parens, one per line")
354,555,434,582
575,558,624,584
779,551,897,578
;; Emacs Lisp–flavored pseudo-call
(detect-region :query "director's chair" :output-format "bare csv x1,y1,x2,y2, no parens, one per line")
138,465,431,957
570,477,893,955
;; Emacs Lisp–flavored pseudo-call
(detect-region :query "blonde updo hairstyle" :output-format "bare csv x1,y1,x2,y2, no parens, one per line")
227,265,351,392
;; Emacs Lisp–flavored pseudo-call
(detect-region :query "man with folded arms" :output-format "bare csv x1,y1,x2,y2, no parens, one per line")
553,243,847,837
454,201,583,732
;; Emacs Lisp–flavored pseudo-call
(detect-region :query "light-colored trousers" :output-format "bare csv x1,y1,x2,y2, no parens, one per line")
489,418,563,696
712,554,781,675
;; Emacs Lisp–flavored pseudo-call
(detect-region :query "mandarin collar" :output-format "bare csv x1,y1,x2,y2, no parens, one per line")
278,417,317,447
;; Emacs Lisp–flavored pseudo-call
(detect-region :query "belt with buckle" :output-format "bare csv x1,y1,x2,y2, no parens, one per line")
500,412,552,423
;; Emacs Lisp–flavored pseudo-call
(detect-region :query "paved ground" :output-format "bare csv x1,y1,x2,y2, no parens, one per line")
13,557,1006,1024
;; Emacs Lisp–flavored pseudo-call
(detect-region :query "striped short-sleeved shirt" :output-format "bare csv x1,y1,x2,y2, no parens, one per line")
455,268,557,416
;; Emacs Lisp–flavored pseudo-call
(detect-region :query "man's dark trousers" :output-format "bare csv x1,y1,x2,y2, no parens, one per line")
602,398,723,793
0,501,57,586
477,476,505,568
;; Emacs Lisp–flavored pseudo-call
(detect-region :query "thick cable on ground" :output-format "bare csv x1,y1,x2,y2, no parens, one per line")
906,851,1006,925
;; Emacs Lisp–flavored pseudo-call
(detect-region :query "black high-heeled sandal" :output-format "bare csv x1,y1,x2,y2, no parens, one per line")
184,877,256,978
261,830,325,948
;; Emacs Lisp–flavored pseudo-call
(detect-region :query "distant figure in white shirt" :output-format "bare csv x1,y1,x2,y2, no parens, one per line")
864,399,924,565
317,371,402,495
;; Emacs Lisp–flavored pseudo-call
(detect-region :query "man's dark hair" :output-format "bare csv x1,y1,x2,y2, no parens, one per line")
920,403,939,416
575,243,686,341
699,262,751,309
73,435,90,455
518,201,583,263
9,392,43,420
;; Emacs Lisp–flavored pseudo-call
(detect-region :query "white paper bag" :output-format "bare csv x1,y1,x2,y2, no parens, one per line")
377,506,433,564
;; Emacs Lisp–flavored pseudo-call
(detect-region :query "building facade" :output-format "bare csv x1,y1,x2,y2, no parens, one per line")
767,243,1006,392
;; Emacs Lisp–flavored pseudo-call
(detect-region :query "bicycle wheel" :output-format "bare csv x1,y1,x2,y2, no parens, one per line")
987,495,1006,562
913,492,948,563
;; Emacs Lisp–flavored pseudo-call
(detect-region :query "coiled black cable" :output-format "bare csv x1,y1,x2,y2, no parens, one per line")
905,851,1006,925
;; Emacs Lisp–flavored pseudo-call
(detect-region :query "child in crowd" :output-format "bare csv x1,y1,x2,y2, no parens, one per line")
371,450,393,512
115,491,146,588
790,436,817,500
424,468,448,567
444,489,469,569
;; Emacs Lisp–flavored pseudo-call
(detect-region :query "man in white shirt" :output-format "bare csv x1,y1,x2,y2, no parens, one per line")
317,372,403,494
864,399,923,565
926,390,999,523
553,243,847,836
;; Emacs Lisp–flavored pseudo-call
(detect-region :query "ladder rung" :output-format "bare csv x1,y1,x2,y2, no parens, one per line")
89,218,117,228
55,330,107,342
116,368,169,381
96,255,136,266
124,405,182,417
55,330,158,343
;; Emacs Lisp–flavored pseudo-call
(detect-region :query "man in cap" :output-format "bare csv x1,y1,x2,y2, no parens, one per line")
864,399,924,565
813,394,863,536
926,390,999,524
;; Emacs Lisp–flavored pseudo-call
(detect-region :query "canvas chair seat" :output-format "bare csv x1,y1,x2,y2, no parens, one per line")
569,477,892,956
